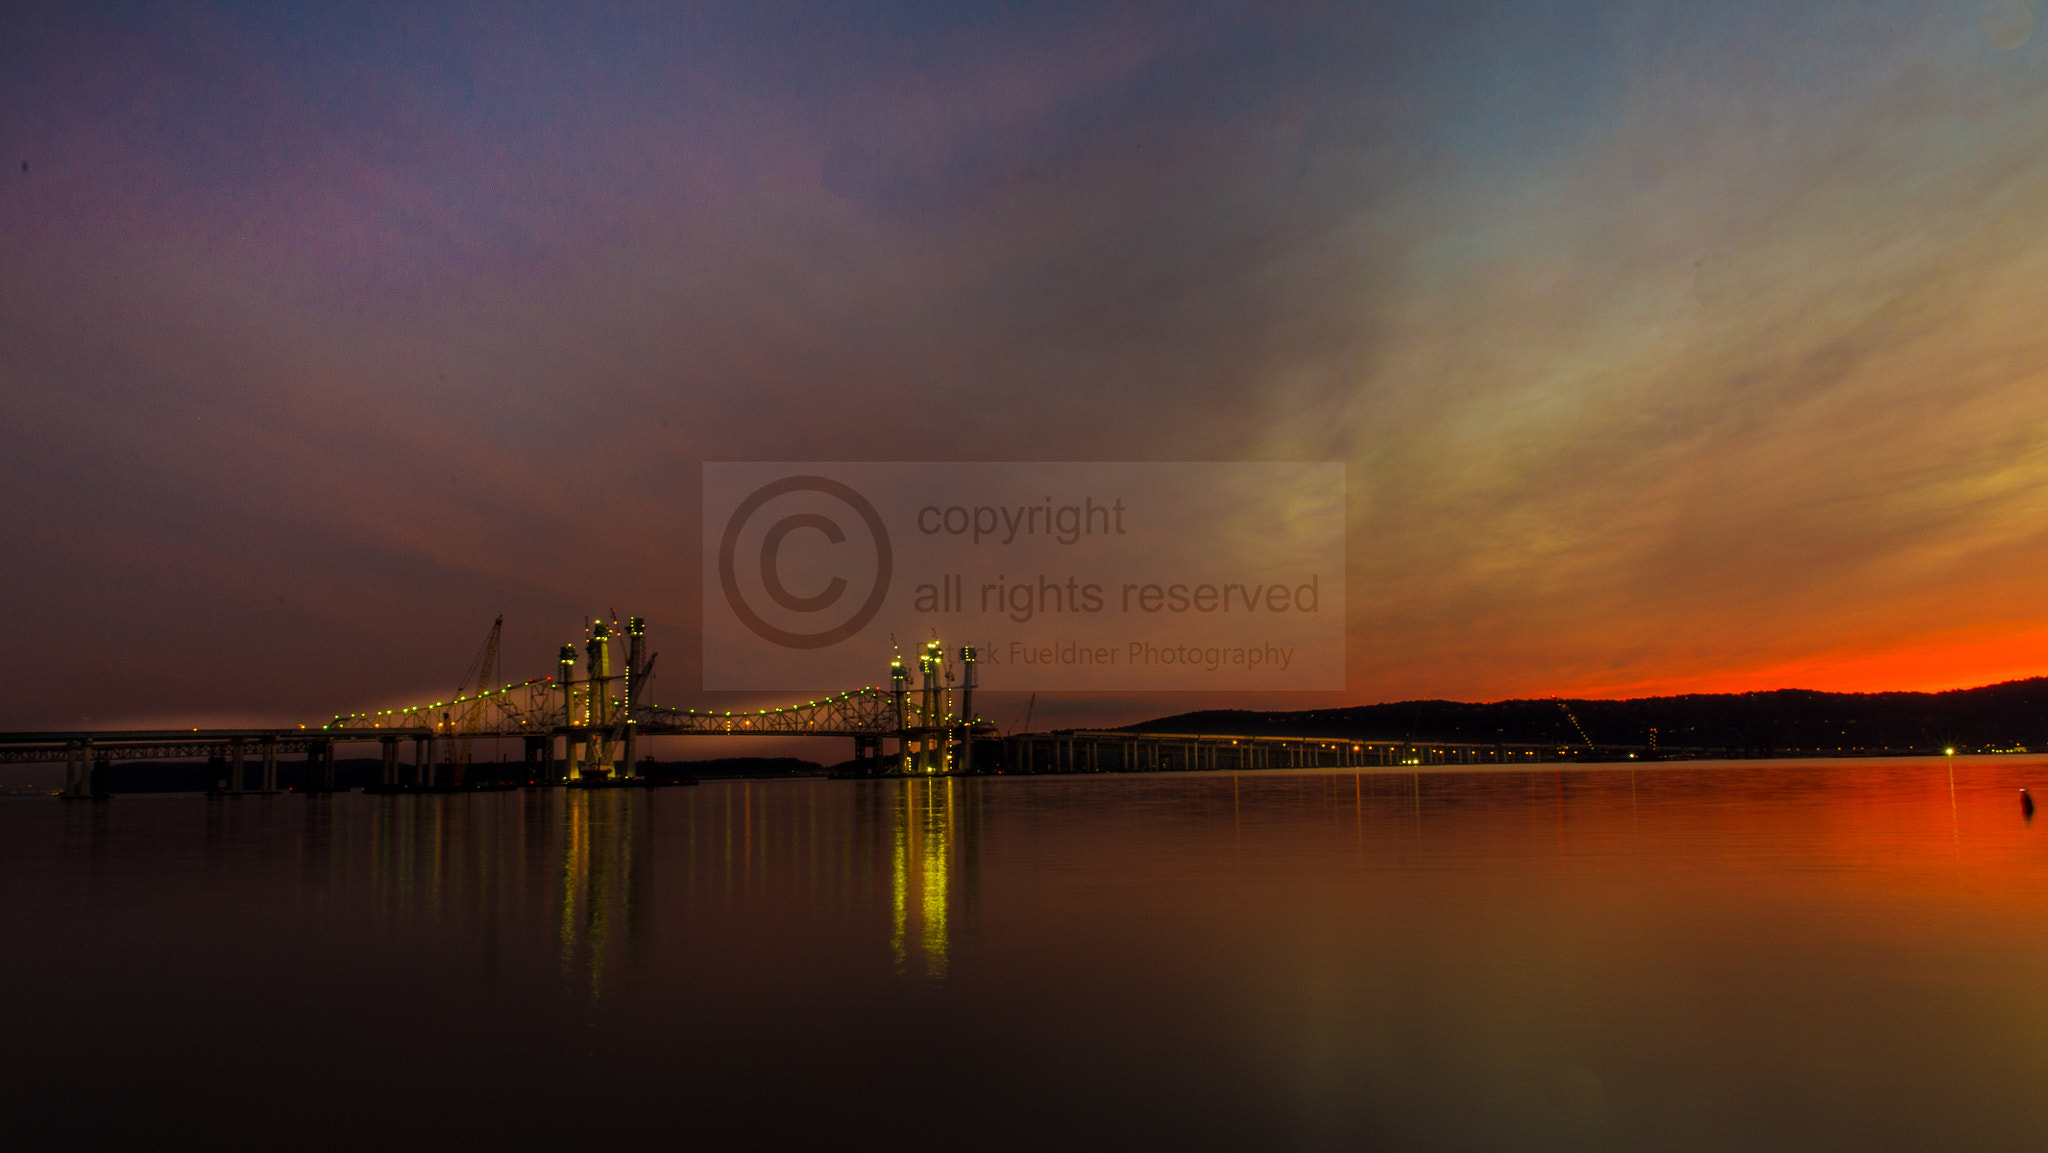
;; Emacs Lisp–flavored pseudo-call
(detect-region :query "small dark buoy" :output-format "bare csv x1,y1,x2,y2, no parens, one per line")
2023,789,2034,819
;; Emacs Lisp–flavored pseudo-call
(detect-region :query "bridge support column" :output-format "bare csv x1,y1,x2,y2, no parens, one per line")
852,734,881,776
63,740,89,799
261,738,278,791
522,734,549,784
380,737,398,786
306,740,335,793
230,738,246,793
78,740,106,798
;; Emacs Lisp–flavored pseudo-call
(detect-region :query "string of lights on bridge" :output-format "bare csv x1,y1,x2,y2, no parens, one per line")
323,677,558,730
323,682,896,731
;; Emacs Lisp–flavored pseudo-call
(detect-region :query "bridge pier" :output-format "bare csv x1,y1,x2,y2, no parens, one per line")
61,740,109,800
230,737,246,793
852,734,883,776
381,736,399,787
261,737,278,791
304,739,336,793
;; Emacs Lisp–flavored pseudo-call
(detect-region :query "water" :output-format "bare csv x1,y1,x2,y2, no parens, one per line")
4,760,2046,1150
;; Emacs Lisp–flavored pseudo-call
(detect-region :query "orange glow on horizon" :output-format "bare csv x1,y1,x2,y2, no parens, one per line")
1558,622,2048,701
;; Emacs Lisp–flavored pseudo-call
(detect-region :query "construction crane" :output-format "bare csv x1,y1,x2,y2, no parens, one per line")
450,615,504,782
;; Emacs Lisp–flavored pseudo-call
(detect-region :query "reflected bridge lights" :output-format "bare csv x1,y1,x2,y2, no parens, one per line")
890,776,972,980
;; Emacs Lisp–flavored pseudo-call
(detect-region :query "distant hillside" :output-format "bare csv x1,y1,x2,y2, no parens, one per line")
1127,679,2048,754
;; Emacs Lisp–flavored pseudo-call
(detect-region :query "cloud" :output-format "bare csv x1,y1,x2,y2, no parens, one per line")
6,2,2048,727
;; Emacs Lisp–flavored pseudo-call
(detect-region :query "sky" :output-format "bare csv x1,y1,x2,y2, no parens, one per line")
4,0,2048,732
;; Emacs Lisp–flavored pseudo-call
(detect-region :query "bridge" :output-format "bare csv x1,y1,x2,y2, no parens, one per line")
0,615,1604,799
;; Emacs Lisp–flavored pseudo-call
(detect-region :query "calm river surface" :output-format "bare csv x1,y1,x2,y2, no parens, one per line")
4,759,2047,1150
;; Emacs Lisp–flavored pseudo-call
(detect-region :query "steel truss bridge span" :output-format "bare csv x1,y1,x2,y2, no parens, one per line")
321,636,991,780
320,688,904,740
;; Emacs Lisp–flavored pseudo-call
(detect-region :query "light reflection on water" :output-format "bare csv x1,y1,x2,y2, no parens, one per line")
4,760,2048,1150
893,776,975,979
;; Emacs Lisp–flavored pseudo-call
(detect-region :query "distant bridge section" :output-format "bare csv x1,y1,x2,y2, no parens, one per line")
994,731,1595,773
0,727,431,797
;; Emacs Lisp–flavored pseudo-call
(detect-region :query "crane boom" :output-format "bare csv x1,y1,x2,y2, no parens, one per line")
454,616,503,781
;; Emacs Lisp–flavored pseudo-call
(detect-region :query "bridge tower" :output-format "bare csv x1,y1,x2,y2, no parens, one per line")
918,640,948,774
959,645,977,775
891,655,909,774
623,616,644,779
583,620,615,779
559,643,578,778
